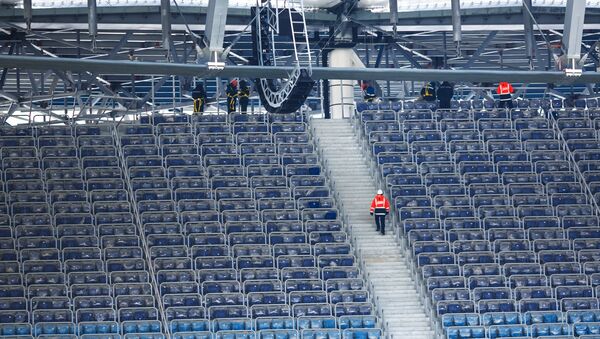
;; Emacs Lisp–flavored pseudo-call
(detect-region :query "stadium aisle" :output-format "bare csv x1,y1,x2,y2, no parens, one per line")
312,118,434,338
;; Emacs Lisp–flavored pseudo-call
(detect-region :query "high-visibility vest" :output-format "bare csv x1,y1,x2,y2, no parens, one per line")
226,85,238,98
370,195,390,215
239,88,250,98
423,83,434,97
497,82,513,95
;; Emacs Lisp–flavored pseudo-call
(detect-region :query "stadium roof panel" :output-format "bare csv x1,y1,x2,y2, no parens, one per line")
19,0,600,10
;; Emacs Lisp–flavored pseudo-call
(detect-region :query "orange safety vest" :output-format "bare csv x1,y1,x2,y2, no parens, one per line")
370,194,390,215
497,82,514,95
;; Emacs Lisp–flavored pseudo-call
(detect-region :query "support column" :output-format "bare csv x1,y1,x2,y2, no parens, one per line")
23,0,32,32
388,0,398,35
451,0,461,56
522,0,536,69
328,48,364,119
88,0,98,50
561,0,586,70
161,0,171,50
205,0,229,68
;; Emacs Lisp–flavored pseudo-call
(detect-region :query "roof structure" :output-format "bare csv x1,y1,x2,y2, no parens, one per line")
0,0,598,123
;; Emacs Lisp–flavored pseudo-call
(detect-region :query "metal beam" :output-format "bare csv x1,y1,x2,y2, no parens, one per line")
451,0,462,53
580,41,600,68
141,76,169,104
2,102,18,125
450,56,526,71
388,0,398,34
105,31,132,59
23,0,32,31
204,0,229,60
0,91,18,102
48,74,59,95
522,0,536,68
463,31,498,69
88,0,97,36
0,43,15,90
23,42,75,88
161,0,171,50
88,0,98,49
15,43,21,97
394,44,423,69
374,45,385,68
1,22,94,52
168,38,181,64
26,70,40,95
514,83,529,98
562,0,586,65
2,54,599,84
4,5,600,29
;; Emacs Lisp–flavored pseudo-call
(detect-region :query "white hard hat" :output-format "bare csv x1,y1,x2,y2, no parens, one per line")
377,189,383,195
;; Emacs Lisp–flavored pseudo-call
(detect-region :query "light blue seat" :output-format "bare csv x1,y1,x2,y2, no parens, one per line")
481,312,521,326
301,329,341,339
446,326,486,339
0,324,31,336
33,322,75,336
258,329,299,339
255,317,294,330
341,328,381,339
531,323,573,337
172,331,212,339
170,319,210,333
214,330,255,339
488,324,529,339
296,316,336,330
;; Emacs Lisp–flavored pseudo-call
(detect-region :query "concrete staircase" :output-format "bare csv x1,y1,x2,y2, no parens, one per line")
311,118,434,339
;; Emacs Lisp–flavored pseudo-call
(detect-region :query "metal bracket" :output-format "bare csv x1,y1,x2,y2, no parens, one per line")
208,51,225,70
565,58,583,77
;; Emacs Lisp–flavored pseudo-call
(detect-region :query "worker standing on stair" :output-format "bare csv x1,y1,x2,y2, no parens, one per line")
370,189,390,235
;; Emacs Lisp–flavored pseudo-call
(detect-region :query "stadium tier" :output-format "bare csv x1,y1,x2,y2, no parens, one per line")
356,98,600,339
0,112,381,339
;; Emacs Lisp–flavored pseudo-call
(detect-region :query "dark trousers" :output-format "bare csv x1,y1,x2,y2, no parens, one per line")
227,98,237,113
498,95,513,109
240,97,249,113
439,100,451,109
374,214,386,234
193,99,204,113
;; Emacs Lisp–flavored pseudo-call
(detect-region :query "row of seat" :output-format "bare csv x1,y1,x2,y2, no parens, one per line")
119,114,378,337
119,113,378,338
356,97,600,113
356,106,600,339
0,325,382,339
446,321,600,339
0,112,381,338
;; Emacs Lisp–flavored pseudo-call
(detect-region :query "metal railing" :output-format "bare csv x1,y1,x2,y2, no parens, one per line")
350,109,440,339
307,115,386,336
286,0,312,73
111,123,172,338
548,109,600,216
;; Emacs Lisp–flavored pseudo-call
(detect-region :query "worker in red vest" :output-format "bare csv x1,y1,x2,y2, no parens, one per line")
496,81,515,109
370,189,390,235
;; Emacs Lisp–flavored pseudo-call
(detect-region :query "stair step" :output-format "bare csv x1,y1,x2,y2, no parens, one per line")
311,119,433,337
